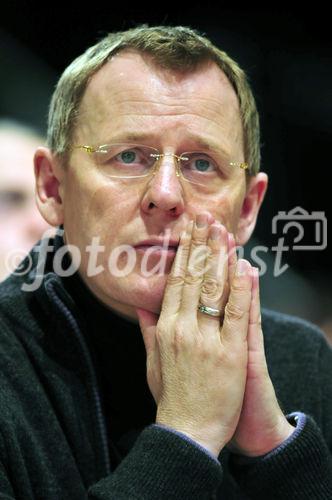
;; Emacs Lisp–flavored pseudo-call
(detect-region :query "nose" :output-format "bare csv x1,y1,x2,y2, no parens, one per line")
141,154,185,218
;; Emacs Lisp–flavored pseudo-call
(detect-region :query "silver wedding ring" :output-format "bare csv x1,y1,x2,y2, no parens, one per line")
197,303,221,317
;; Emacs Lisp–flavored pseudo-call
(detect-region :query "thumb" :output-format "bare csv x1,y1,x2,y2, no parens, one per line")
136,308,159,355
136,308,162,403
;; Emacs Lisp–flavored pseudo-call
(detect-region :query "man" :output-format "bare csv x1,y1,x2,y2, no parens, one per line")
0,26,331,499
0,120,50,281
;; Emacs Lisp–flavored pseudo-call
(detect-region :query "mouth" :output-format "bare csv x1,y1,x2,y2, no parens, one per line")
134,239,179,255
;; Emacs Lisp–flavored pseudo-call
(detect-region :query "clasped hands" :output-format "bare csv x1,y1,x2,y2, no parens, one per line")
137,213,295,458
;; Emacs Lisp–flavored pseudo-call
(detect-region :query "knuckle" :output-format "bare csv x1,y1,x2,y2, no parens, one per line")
225,301,247,322
210,346,226,366
195,336,217,360
167,273,184,287
249,314,262,327
173,323,185,343
184,273,203,286
200,278,222,303
220,287,230,308
171,323,194,352
191,234,208,246
232,278,250,293
248,358,269,377
187,244,209,270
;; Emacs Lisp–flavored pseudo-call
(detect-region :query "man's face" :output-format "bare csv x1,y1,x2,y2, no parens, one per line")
0,131,49,281
57,52,253,317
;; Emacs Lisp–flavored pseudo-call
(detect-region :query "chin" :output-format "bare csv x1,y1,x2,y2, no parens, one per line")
132,273,167,313
99,272,168,316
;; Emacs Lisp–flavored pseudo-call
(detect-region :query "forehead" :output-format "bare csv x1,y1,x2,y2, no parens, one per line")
77,51,242,147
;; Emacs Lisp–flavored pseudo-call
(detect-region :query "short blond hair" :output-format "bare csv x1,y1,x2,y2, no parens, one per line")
48,25,261,175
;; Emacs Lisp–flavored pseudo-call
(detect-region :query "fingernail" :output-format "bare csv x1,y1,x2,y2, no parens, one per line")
236,259,248,276
196,213,208,228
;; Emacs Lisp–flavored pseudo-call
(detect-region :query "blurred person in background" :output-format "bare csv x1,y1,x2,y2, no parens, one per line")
0,120,50,281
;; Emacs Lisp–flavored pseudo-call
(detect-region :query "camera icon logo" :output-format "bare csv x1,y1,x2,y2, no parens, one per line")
272,206,327,251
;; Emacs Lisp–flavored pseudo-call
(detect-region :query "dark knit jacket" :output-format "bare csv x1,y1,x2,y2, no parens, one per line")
0,237,331,499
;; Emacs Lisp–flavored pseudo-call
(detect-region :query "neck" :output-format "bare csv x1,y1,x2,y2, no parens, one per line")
106,300,139,324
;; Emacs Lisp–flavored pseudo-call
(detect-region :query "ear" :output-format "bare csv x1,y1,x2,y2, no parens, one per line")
34,147,65,227
235,172,268,246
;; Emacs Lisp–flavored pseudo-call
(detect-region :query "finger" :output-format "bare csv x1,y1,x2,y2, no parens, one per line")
160,220,193,317
221,259,253,346
197,223,228,331
227,233,238,283
136,308,159,355
181,213,212,316
247,267,266,360
216,231,238,319
215,232,237,323
136,308,162,402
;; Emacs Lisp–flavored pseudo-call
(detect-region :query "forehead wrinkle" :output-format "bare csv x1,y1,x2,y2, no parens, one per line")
118,111,241,150
82,87,239,118
77,110,240,158
87,52,238,102
76,55,243,150
80,56,240,120
78,105,241,142
85,114,235,153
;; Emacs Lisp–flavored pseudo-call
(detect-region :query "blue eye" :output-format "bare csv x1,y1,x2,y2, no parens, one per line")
195,159,210,172
120,150,136,163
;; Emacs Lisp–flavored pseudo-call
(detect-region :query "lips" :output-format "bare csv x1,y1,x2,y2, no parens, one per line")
134,238,179,254
134,238,179,249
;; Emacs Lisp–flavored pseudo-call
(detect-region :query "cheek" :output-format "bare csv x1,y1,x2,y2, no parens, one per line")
86,183,140,239
89,183,135,216
63,174,141,249
186,183,245,232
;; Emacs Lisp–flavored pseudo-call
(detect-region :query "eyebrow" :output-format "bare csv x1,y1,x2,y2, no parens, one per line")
101,132,231,157
185,133,231,158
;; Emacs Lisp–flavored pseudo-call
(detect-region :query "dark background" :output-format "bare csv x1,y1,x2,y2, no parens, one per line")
1,4,331,326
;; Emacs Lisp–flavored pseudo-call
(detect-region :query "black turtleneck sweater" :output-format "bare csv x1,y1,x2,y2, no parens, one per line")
63,272,157,467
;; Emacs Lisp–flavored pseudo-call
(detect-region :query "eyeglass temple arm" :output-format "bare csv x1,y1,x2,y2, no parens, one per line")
73,145,96,153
